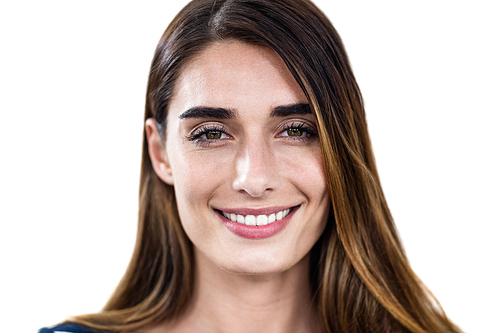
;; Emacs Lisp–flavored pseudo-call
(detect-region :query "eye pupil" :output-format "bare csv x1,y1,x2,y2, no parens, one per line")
287,128,302,136
206,130,221,139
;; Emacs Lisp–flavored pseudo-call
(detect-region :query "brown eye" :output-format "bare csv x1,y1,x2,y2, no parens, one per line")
287,128,303,137
206,130,222,139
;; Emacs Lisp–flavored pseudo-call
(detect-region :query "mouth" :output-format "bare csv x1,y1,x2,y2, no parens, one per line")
215,205,299,239
217,207,293,226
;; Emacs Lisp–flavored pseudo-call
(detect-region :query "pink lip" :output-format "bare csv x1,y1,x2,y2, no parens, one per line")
216,206,298,239
217,206,292,216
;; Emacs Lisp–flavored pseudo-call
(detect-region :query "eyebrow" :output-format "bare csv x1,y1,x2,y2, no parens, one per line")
178,103,311,119
270,103,311,117
179,107,236,119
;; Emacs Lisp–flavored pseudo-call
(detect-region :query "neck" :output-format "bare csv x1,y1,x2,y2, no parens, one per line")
164,248,320,333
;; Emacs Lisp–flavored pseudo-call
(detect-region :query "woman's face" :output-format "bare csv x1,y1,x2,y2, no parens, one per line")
149,41,330,274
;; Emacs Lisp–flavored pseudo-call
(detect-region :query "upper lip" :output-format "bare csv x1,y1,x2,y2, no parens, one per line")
214,205,298,216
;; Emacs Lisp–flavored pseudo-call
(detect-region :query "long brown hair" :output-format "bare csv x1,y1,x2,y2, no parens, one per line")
71,0,461,332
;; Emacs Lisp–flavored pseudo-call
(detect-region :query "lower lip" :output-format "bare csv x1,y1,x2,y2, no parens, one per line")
218,207,297,239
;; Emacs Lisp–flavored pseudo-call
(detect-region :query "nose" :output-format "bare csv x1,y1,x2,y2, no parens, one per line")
232,138,279,197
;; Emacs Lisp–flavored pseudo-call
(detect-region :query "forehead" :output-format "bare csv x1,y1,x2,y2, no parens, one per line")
168,41,307,116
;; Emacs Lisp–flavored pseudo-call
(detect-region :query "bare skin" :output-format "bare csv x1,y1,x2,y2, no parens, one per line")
144,249,320,333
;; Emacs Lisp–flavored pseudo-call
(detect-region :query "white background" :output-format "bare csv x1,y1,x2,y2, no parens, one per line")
1,1,498,332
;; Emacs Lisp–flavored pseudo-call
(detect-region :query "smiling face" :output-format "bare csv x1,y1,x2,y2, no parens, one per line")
147,41,330,275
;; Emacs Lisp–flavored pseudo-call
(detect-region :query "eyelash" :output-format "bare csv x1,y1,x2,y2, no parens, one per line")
186,124,230,147
278,121,318,141
186,121,318,147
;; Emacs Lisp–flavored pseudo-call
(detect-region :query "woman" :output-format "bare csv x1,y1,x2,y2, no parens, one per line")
40,0,461,332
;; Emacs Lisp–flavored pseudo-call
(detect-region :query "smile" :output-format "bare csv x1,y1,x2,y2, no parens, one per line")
218,208,293,226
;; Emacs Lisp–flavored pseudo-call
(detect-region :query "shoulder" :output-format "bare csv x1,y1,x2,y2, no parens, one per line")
38,323,114,333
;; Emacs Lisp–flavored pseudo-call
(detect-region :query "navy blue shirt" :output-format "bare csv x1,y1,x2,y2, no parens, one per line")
38,323,115,333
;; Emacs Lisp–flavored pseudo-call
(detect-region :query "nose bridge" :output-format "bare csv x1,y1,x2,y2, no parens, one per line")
233,136,277,197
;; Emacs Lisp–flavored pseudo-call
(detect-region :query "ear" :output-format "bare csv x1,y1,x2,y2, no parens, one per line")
145,118,174,185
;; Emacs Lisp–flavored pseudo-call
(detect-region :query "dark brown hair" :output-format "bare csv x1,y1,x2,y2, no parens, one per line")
71,1,461,332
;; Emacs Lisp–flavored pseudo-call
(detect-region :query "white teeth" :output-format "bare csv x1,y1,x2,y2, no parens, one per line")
221,208,292,226
245,215,256,226
256,215,267,226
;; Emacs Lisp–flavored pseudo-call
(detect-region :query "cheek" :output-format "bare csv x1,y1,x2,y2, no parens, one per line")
170,155,219,246
168,148,233,234
282,145,330,243
170,148,229,197
281,145,327,196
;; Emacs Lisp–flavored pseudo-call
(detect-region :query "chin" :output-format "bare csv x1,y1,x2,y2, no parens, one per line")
221,263,286,276
213,249,307,276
